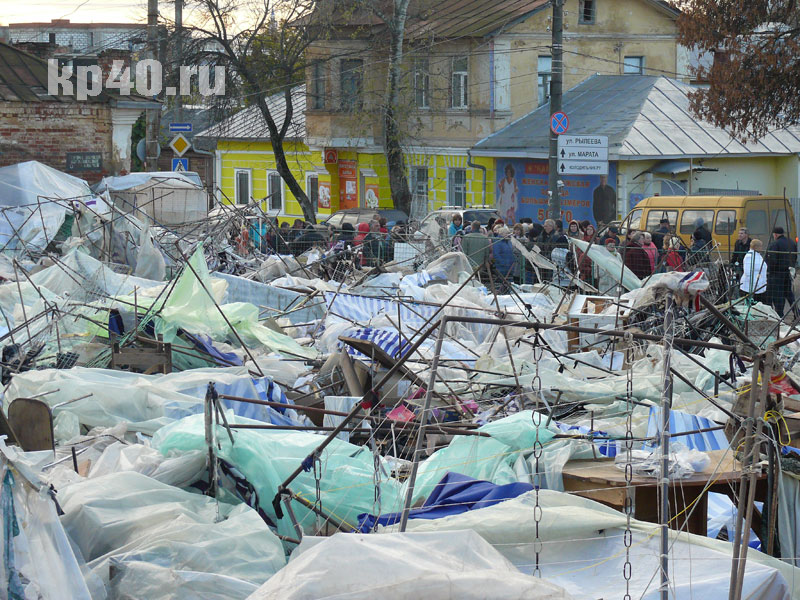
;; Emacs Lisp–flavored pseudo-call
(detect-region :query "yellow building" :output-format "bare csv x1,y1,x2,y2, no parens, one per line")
201,0,682,221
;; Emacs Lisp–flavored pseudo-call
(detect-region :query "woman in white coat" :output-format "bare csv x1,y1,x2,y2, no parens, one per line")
740,238,768,304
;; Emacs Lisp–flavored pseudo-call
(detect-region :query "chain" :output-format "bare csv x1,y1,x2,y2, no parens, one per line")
312,452,323,532
370,436,382,531
623,332,634,600
532,338,543,577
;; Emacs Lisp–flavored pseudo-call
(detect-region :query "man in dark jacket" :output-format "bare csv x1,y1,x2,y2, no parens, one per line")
732,228,752,278
537,219,557,255
623,232,653,279
694,218,712,244
652,218,671,251
766,226,793,316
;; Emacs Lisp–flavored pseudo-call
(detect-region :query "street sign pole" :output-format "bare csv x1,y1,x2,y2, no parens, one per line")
548,0,564,221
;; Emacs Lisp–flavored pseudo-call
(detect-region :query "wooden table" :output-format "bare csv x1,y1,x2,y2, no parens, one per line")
562,449,766,536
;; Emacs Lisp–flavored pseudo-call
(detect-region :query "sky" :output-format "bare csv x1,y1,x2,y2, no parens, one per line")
0,0,149,26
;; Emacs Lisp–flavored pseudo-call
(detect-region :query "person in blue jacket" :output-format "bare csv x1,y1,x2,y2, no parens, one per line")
492,226,516,291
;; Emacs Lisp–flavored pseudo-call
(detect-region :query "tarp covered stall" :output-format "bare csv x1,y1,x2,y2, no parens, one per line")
96,172,207,227
0,161,90,253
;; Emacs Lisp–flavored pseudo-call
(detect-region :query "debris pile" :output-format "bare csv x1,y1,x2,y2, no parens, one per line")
0,161,799,599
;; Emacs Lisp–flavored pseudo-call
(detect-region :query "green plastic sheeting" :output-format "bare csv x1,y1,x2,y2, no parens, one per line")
152,414,403,539
153,411,556,537
154,245,317,359
408,411,556,504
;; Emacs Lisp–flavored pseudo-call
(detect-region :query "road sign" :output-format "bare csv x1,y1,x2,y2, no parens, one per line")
169,133,191,157
172,157,188,171
169,122,193,133
550,111,569,135
557,160,609,175
557,135,608,174
557,135,608,148
558,146,608,161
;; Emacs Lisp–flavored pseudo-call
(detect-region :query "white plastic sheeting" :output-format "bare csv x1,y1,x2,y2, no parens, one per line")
398,490,796,600
5,366,284,438
0,440,92,600
58,471,286,599
248,530,573,600
0,161,87,252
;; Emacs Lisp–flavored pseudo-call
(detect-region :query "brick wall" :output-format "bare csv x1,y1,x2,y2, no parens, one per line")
156,150,215,192
0,101,113,183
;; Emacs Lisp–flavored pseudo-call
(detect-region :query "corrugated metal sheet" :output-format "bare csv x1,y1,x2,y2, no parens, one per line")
0,40,156,106
0,41,64,102
473,75,800,159
309,0,547,39
196,85,306,141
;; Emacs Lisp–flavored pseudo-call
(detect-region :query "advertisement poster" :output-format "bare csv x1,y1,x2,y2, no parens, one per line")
318,181,331,209
339,160,358,209
496,159,618,226
365,183,379,209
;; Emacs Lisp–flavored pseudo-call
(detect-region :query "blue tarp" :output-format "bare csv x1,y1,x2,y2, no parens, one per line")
643,407,729,452
356,471,533,532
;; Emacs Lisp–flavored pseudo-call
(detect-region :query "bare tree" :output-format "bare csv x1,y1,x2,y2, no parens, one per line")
187,0,328,222
367,0,414,217
678,0,800,140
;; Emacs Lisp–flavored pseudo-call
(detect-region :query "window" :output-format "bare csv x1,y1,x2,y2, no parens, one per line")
268,171,283,212
414,59,429,108
679,210,714,234
623,56,644,75
311,62,326,110
325,213,345,229
645,210,678,232
627,209,642,231
771,209,790,233
411,167,428,202
537,56,552,107
340,59,363,111
746,210,768,236
579,0,596,24
715,210,737,235
235,169,251,205
306,174,319,215
448,169,467,207
451,57,468,109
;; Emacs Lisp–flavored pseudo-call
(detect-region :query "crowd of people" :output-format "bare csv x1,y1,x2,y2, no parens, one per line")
238,211,799,316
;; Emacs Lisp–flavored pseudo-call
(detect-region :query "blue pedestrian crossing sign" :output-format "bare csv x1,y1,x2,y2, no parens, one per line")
172,157,188,172
550,111,569,135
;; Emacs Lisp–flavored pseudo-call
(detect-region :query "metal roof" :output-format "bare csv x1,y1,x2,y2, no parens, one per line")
305,0,546,39
0,40,157,106
472,75,800,160
195,85,306,141
404,0,546,39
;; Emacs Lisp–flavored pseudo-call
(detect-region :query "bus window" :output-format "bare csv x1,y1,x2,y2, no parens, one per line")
645,210,678,232
746,210,768,236
680,210,714,234
715,210,737,235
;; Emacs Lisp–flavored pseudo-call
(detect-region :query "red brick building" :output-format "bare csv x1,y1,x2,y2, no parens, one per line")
0,41,158,183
